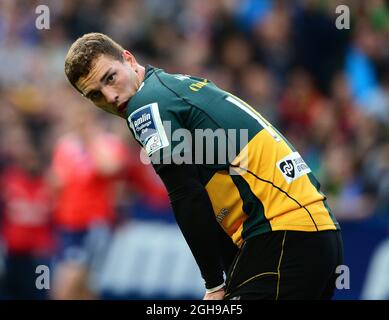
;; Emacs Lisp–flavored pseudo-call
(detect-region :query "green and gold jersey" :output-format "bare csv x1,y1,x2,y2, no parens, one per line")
125,65,340,247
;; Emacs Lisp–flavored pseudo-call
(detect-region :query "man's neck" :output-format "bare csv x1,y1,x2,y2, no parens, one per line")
137,64,146,85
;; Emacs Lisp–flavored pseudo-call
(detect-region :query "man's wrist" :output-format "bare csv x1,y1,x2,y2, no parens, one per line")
205,283,225,294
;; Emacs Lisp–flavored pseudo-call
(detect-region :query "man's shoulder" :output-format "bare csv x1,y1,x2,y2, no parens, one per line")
125,66,194,117
155,68,214,97
144,66,217,99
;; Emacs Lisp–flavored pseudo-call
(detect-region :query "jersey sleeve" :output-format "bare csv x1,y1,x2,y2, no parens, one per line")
157,163,235,289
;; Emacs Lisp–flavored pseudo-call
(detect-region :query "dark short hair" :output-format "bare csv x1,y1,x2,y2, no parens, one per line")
64,33,125,92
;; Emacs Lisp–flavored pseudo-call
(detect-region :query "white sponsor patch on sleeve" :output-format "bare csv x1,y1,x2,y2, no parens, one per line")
128,103,169,156
276,151,311,183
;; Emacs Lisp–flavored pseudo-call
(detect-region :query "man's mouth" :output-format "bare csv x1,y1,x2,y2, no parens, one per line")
117,100,129,114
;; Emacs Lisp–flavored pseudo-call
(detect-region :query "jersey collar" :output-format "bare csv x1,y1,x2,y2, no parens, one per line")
124,65,155,118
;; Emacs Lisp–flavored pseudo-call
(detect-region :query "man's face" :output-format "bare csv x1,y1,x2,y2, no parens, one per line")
76,51,142,118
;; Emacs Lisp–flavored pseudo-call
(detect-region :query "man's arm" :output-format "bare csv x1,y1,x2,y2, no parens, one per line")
156,163,238,297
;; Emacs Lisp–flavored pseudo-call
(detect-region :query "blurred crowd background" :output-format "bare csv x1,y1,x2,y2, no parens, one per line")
0,0,389,300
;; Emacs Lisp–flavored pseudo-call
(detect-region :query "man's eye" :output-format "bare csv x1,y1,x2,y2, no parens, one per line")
107,73,116,83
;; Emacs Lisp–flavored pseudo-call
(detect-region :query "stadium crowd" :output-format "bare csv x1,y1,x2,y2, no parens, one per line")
0,0,388,299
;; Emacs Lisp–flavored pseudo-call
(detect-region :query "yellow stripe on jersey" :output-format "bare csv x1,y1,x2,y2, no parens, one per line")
204,93,337,246
231,130,337,232
205,171,247,247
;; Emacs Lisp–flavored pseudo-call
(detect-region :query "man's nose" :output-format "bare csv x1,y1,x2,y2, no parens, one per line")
102,88,118,104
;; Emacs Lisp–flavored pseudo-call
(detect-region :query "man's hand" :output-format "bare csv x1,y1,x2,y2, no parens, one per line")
203,287,225,300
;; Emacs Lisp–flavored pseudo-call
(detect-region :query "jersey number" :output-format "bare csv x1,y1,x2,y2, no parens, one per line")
225,95,280,142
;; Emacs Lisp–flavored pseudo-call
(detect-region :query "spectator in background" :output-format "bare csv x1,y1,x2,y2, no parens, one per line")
0,126,52,299
292,0,350,95
49,107,127,300
279,68,326,137
320,142,375,221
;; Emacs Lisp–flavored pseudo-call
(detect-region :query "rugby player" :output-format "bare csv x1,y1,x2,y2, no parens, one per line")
64,33,343,300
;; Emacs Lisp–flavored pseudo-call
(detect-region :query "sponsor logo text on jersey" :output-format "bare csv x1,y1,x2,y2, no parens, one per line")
277,152,311,183
134,113,151,127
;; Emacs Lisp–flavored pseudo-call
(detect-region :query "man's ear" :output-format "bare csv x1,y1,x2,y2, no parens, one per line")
122,50,136,67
